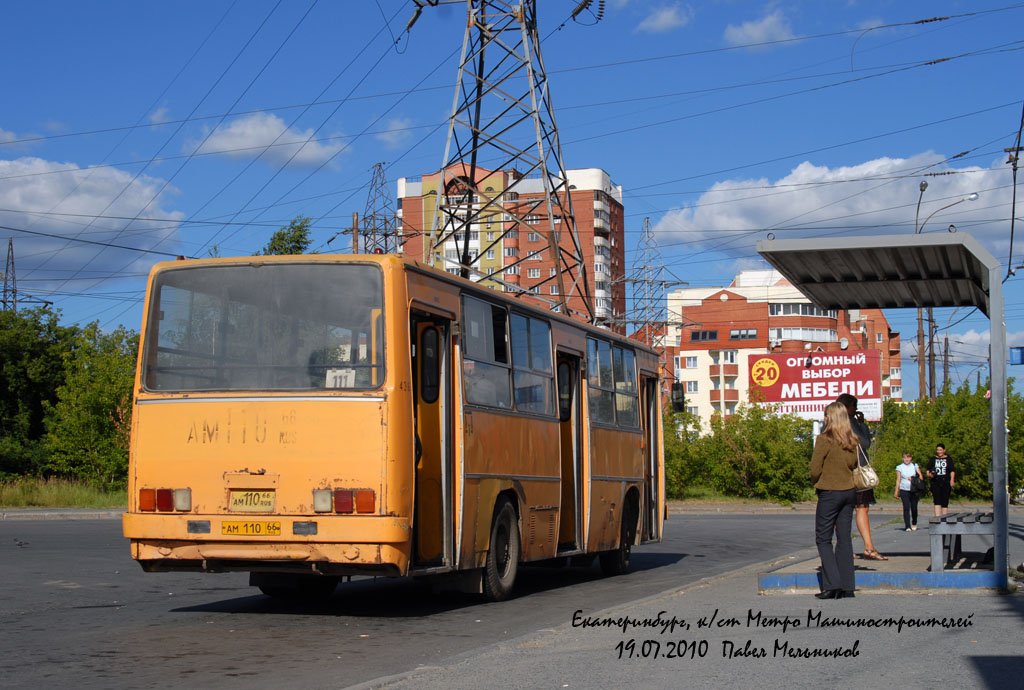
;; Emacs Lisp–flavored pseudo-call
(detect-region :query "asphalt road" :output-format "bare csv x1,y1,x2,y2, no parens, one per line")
0,513,820,690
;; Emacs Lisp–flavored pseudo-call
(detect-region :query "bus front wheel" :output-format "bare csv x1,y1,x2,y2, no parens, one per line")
482,498,520,601
599,502,636,576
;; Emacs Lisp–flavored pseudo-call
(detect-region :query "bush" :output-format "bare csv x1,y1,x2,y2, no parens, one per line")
44,324,138,489
666,403,813,503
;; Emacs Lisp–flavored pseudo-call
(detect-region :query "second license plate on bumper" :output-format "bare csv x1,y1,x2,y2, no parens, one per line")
221,521,281,536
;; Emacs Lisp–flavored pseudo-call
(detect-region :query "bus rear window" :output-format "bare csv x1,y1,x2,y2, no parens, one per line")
144,263,384,392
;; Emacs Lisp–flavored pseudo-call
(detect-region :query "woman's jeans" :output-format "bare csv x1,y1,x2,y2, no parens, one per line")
899,489,919,529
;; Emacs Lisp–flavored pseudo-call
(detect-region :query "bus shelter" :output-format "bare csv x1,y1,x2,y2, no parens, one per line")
757,232,1008,588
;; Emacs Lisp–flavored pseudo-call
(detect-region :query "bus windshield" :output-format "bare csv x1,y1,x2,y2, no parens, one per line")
143,263,384,392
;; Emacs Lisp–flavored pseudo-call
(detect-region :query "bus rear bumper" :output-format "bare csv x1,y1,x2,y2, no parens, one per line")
123,512,410,576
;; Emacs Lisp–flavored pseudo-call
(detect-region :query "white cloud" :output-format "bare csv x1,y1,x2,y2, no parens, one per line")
724,9,795,47
0,156,184,285
0,127,17,143
652,152,1008,262
375,117,414,149
636,3,693,33
149,106,170,125
189,113,344,167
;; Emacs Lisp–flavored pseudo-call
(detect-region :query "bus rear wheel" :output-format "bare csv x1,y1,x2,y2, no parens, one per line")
599,501,635,576
482,499,520,602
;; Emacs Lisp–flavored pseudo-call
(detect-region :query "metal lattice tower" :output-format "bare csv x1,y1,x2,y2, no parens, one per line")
421,0,593,321
628,217,667,347
2,238,50,312
362,163,400,254
2,238,15,312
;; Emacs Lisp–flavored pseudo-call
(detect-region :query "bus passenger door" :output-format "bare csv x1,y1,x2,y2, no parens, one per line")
640,376,661,543
556,356,582,553
411,315,452,569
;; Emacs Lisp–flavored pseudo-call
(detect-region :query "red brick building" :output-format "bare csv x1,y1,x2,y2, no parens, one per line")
665,270,902,428
396,167,625,325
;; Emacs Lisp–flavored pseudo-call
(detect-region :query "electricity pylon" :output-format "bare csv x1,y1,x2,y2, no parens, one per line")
362,163,400,254
413,0,594,321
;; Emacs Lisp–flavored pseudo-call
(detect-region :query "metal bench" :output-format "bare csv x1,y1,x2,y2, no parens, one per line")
929,512,995,572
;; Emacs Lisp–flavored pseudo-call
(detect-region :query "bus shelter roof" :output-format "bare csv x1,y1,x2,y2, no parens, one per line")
755,232,995,316
755,231,1009,589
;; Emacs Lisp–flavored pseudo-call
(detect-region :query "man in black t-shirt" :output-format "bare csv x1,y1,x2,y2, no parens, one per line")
927,443,956,516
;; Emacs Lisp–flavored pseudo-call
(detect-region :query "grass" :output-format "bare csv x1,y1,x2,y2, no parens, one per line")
0,478,126,509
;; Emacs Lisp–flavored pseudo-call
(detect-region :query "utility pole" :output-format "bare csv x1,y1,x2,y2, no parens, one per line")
943,332,949,392
352,212,359,254
928,309,936,401
917,314,926,400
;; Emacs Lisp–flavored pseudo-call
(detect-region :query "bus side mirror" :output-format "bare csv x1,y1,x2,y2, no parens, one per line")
670,382,686,413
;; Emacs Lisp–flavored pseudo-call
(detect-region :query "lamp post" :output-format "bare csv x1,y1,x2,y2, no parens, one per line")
914,181,928,401
915,189,979,401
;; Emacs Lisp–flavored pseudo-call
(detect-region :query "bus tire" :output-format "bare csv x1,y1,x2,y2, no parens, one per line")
482,498,520,601
599,501,635,576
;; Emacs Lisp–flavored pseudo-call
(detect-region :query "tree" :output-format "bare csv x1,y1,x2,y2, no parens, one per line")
665,402,813,503
872,380,1023,501
0,307,80,478
258,216,312,255
44,323,138,488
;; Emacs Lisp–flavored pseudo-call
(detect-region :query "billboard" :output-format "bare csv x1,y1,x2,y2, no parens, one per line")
748,350,882,421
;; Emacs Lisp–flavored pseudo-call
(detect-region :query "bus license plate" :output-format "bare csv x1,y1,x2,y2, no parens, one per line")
221,521,281,536
229,490,275,512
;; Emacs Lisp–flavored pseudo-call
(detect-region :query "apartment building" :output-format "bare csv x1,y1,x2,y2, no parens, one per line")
665,269,902,429
396,166,625,324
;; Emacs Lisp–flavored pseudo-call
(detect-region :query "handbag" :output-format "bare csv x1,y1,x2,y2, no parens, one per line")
910,472,926,495
852,446,879,490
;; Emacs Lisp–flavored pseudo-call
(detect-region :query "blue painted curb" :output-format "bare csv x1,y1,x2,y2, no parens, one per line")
758,570,1005,590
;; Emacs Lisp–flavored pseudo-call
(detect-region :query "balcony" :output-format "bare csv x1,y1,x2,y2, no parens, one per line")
709,364,739,377
709,389,739,403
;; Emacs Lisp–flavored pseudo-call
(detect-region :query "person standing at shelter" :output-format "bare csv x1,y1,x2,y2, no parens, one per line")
809,401,859,599
837,394,886,561
927,443,956,516
894,452,925,530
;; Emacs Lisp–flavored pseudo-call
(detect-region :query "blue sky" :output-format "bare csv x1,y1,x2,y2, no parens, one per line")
2,0,1022,397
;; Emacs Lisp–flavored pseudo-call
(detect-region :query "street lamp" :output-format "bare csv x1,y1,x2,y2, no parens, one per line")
915,192,979,234
914,181,928,401
914,189,979,401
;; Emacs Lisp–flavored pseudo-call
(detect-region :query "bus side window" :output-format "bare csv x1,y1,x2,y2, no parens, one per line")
462,295,512,408
557,361,573,422
421,327,440,404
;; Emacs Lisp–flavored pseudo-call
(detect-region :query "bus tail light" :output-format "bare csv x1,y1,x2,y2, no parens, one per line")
156,489,173,512
138,487,191,512
355,489,375,513
334,489,354,513
313,489,333,513
173,489,191,512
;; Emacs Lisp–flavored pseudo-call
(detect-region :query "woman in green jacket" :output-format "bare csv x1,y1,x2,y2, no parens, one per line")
809,401,860,599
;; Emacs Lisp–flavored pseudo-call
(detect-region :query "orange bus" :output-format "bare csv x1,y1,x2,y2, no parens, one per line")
122,254,665,601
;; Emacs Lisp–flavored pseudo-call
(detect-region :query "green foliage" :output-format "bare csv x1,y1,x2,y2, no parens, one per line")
0,307,80,478
258,216,312,255
665,403,814,503
871,380,1022,502
667,381,1022,505
0,477,126,508
44,323,138,489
